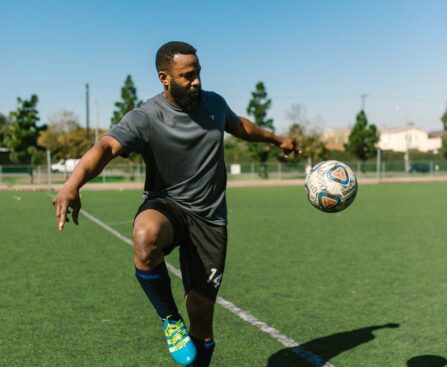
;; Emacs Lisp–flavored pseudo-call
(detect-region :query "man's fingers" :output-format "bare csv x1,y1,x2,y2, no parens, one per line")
54,199,60,217
54,200,62,227
72,205,80,225
280,137,299,161
52,190,81,231
291,139,300,161
293,145,300,161
58,207,67,231
57,201,69,231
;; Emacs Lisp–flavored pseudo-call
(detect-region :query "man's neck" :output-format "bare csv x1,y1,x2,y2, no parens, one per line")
163,90,180,108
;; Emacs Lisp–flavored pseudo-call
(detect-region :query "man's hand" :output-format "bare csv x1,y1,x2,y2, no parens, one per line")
49,136,124,231
52,187,81,231
279,136,300,160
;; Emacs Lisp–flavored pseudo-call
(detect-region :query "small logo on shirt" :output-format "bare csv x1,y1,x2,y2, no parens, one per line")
210,115,215,120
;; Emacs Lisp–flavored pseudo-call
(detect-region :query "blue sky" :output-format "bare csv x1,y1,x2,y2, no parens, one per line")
1,0,446,133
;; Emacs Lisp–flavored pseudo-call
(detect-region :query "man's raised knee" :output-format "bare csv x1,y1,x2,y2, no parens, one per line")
133,222,160,247
133,210,173,270
133,224,164,270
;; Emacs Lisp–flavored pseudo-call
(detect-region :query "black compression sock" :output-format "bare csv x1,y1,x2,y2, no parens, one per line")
190,335,215,367
135,262,180,320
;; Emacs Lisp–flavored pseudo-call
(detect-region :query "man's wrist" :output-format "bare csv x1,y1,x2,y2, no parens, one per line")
272,135,283,146
62,179,82,193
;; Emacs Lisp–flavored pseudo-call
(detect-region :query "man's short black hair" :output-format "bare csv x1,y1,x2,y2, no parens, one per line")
156,41,197,72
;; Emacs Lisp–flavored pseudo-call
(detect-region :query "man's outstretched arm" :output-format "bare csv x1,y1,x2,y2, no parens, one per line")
52,136,124,231
232,116,299,158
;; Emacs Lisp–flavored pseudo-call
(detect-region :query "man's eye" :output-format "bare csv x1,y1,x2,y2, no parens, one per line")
185,72,199,80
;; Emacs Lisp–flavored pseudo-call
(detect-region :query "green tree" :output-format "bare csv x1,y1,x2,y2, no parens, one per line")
345,110,379,165
246,82,275,178
224,135,252,163
2,95,46,164
0,113,8,146
286,104,327,167
111,75,142,126
38,109,95,160
287,123,327,166
441,107,447,159
58,128,96,158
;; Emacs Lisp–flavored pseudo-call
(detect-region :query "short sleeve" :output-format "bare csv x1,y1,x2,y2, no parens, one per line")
107,109,149,157
223,100,240,134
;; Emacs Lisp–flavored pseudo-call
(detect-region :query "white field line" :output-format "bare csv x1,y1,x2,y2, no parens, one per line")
80,208,336,367
105,220,134,226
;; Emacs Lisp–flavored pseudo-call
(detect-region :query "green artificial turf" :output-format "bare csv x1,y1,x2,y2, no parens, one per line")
0,183,446,366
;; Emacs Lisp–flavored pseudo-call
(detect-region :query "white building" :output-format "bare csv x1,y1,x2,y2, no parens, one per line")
321,128,350,151
378,125,442,153
322,125,443,153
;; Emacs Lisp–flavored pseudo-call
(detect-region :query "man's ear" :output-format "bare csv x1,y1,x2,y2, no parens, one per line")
158,71,169,88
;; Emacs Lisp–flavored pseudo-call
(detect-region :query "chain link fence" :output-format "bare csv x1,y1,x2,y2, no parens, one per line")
226,160,447,181
1,160,447,187
0,163,145,186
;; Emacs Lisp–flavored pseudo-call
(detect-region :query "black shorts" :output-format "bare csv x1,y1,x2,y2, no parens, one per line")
135,198,227,301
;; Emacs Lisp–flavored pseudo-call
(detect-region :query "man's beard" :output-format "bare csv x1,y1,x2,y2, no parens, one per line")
169,80,202,113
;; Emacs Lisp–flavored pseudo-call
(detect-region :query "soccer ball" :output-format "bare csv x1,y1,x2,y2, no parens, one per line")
304,160,358,213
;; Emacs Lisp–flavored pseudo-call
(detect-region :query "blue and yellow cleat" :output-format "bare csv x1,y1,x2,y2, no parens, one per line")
162,316,196,366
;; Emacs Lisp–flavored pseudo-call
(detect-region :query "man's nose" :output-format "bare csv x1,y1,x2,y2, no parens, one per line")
191,77,201,88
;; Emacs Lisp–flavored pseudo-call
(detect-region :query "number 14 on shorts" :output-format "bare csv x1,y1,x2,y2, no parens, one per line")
207,268,223,289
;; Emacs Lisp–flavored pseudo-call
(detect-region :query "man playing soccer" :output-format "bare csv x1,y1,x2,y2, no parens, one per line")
52,41,298,366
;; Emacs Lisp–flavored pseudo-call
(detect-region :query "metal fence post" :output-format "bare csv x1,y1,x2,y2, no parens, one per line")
376,148,382,181
46,150,52,189
36,165,41,184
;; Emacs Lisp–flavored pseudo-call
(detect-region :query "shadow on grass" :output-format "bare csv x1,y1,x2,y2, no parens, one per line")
407,355,447,367
267,323,400,367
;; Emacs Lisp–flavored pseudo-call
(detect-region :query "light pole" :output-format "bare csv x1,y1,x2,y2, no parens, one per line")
404,131,411,173
361,94,368,111
94,97,100,143
376,147,382,181
85,83,90,133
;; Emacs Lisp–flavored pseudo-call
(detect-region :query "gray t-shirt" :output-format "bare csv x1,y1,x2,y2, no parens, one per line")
107,91,239,225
